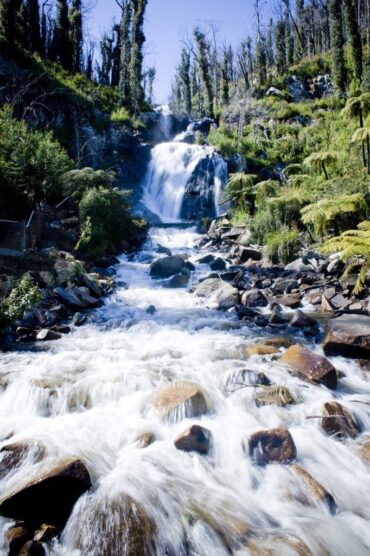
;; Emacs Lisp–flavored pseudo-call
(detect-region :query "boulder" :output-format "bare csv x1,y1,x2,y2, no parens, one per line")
322,314,370,358
150,256,187,279
146,305,157,315
196,254,215,265
209,257,226,271
268,307,288,327
290,310,318,329
272,294,301,309
0,458,91,527
291,464,336,512
245,534,313,556
281,345,337,389
164,272,190,288
262,336,293,349
174,425,211,455
72,312,87,327
18,541,46,556
153,382,208,421
36,329,62,342
53,287,85,308
241,290,268,308
248,427,297,465
244,344,279,357
213,283,239,310
6,524,33,556
255,385,298,407
238,247,262,263
195,278,223,297
321,401,360,439
0,442,45,479
225,369,270,391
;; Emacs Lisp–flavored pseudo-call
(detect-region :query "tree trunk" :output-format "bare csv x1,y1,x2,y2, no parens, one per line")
367,135,370,175
322,161,329,180
360,109,366,167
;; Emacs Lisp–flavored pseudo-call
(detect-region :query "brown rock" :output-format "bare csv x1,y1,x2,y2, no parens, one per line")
246,534,313,556
321,295,334,312
262,336,293,349
0,457,91,527
6,525,33,556
255,385,298,407
153,381,208,421
280,345,337,389
244,344,279,357
291,464,336,512
136,432,155,448
359,436,370,464
322,314,370,358
241,289,268,308
33,524,59,543
174,425,211,455
248,427,297,465
321,402,360,439
18,541,46,556
0,441,45,479
272,294,301,309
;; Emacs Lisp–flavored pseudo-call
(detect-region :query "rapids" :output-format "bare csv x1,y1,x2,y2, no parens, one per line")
0,226,370,555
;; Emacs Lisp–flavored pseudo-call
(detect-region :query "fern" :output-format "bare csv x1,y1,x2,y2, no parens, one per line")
320,220,370,294
301,193,367,236
304,151,338,179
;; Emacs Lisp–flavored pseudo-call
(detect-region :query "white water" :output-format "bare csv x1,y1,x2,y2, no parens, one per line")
0,227,370,555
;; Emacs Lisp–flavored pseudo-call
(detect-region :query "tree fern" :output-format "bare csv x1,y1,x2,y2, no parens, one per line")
304,151,338,179
321,220,370,293
301,193,367,236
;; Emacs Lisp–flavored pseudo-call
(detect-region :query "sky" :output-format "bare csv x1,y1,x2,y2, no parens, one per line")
88,0,273,103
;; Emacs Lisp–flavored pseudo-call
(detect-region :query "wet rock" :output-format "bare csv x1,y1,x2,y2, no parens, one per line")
75,288,102,308
321,401,360,439
321,295,334,313
359,436,370,464
33,524,59,543
136,432,156,448
255,385,298,407
238,247,262,263
322,314,370,358
236,305,259,319
268,307,288,327
254,315,268,327
18,541,46,556
146,305,157,315
174,425,211,455
213,283,239,310
241,290,268,308
209,257,226,271
0,457,91,527
272,294,301,309
53,287,85,308
272,278,299,294
150,256,187,279
248,427,297,465
195,278,224,297
153,381,208,421
290,310,318,329
245,533,313,556
291,464,336,512
244,344,279,357
196,254,215,265
72,312,87,327
36,329,62,342
165,272,190,288
0,442,45,479
81,274,104,297
263,336,293,349
156,244,172,256
281,345,337,389
225,369,270,391
6,524,33,556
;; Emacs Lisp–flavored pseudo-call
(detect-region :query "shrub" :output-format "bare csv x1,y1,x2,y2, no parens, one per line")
62,167,116,202
111,108,132,126
264,227,301,264
0,273,42,324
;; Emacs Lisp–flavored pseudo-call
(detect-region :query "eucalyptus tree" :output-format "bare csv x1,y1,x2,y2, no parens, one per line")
70,0,83,72
179,48,192,115
194,27,214,117
327,0,346,93
343,0,363,83
118,0,132,108
129,0,148,114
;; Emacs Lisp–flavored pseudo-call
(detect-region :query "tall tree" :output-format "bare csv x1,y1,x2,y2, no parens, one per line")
99,33,113,85
54,0,72,70
238,40,250,92
266,18,275,68
111,23,121,86
294,0,305,60
179,48,192,115
25,0,42,53
146,66,155,104
129,0,148,114
283,0,294,65
220,47,230,105
328,0,346,93
70,0,83,73
343,0,363,83
364,0,370,91
119,0,132,107
0,0,23,49
194,28,214,117
275,19,287,75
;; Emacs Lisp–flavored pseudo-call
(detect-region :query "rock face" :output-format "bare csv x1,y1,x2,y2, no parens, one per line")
174,425,211,455
180,152,227,221
281,345,337,389
150,256,188,279
322,314,370,358
153,382,208,421
248,427,297,465
321,402,360,439
0,458,91,527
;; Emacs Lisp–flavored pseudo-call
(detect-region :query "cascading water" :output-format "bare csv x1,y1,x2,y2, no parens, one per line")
141,108,228,222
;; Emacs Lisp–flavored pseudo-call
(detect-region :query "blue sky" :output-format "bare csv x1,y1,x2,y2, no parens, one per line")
88,0,273,103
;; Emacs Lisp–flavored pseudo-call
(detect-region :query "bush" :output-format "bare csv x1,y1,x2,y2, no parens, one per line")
62,167,116,202
111,108,132,126
78,187,147,256
0,273,42,325
264,227,301,264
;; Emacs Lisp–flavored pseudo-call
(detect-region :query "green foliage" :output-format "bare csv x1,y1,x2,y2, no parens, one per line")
301,193,367,236
78,187,147,256
62,167,116,202
320,221,370,294
304,151,338,178
110,108,132,126
0,105,72,218
226,173,257,213
264,226,301,264
0,273,42,324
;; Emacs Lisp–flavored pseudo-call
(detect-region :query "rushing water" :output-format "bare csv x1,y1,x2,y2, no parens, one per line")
0,226,370,555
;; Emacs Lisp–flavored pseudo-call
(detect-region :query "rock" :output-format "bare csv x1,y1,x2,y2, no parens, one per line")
209,257,226,271
359,436,370,464
248,427,297,465
321,294,334,312
81,274,103,297
330,293,351,310
281,345,337,389
245,534,313,556
291,464,336,512
263,336,293,349
75,495,156,556
6,524,33,556
254,315,268,327
255,385,298,407
266,86,286,97
54,287,85,308
322,314,370,358
36,329,62,342
150,256,187,279
39,271,54,288
244,344,279,357
0,442,45,479
272,294,301,309
153,382,208,421
290,310,318,329
75,288,102,307
326,257,344,275
33,524,59,543
136,432,155,448
195,278,223,297
0,458,91,527
213,283,239,310
196,254,215,264
272,278,299,294
241,290,268,308
18,541,46,556
156,244,172,256
226,369,270,391
268,307,288,327
146,305,157,315
174,425,211,455
321,401,360,439
72,312,87,327
236,305,259,319
238,246,262,263
285,258,313,273
165,272,190,288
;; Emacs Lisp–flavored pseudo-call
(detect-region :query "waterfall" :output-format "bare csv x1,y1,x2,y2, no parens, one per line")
142,143,227,223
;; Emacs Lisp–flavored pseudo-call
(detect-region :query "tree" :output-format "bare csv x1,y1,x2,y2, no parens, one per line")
99,33,114,85
145,66,156,104
194,28,213,117
179,48,191,115
343,0,362,84
70,0,83,73
220,47,230,105
129,0,148,115
304,151,338,180
25,0,42,53
301,193,366,236
294,0,305,60
54,0,72,70
283,0,294,66
363,0,370,91
0,0,23,49
351,127,370,174
256,36,267,86
275,20,287,75
327,0,346,93
119,0,132,107
111,24,121,86
341,93,370,167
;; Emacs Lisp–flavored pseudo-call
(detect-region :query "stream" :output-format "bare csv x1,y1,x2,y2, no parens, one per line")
0,119,370,555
